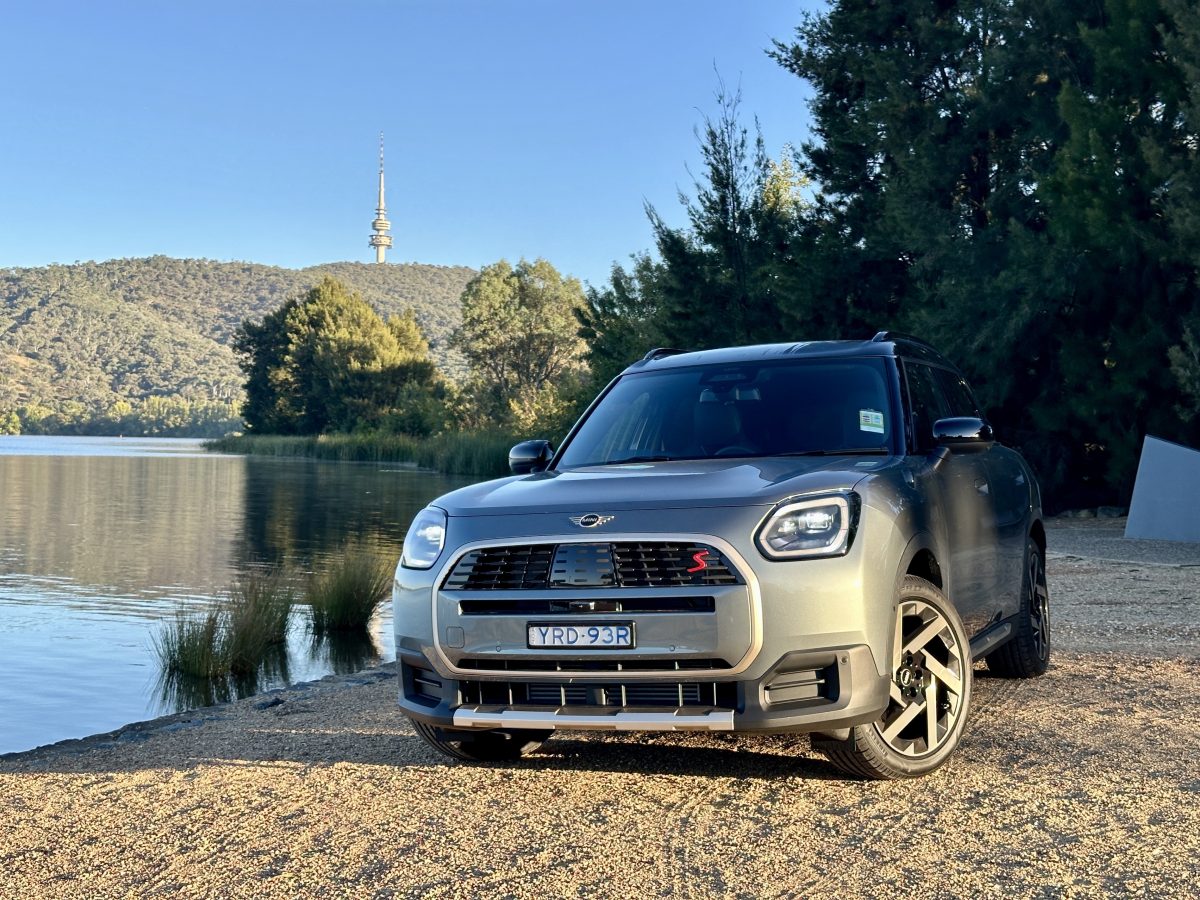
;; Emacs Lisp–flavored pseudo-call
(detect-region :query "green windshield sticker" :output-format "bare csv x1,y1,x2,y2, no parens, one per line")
859,409,885,434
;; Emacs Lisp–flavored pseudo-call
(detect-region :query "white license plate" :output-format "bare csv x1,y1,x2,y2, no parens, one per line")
527,623,634,649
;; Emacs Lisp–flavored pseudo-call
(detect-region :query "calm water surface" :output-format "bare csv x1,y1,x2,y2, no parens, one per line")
0,436,470,754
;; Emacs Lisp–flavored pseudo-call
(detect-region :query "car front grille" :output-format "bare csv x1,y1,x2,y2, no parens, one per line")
443,542,742,591
459,679,738,710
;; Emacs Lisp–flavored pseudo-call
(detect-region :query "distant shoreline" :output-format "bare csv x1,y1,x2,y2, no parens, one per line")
205,432,513,478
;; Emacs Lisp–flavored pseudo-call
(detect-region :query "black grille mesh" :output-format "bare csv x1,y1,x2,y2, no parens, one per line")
444,542,742,590
611,542,740,587
459,680,737,709
443,545,555,591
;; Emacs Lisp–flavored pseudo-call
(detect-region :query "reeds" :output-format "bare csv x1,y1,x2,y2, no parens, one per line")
153,554,395,712
153,610,227,679
307,547,393,634
153,570,296,680
223,570,296,673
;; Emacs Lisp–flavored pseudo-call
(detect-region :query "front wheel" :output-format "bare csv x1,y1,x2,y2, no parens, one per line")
410,720,551,762
818,575,972,780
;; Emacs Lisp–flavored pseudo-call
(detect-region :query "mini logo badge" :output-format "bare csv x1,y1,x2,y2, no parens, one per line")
569,513,614,528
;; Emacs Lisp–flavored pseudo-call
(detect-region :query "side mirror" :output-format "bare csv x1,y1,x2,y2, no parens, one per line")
932,417,994,452
509,439,554,475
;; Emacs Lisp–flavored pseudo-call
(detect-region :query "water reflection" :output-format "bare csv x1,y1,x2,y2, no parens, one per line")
309,631,383,676
156,644,292,712
0,437,473,753
236,459,445,574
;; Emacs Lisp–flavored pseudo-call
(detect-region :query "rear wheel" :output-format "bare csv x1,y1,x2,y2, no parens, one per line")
411,720,551,762
986,538,1050,678
819,575,972,780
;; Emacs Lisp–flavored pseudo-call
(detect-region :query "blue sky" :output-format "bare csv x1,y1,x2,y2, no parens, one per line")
1,1,819,286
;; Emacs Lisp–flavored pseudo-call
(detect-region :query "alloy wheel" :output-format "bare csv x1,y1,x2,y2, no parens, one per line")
875,598,967,757
1029,551,1050,661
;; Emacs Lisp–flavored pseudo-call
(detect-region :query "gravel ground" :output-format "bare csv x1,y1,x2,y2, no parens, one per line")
2,520,1198,899
1047,517,1200,568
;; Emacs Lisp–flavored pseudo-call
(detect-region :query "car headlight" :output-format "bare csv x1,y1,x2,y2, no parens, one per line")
755,493,860,559
401,507,447,570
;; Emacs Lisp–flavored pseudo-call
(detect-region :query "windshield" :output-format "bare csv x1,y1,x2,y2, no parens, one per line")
557,358,896,467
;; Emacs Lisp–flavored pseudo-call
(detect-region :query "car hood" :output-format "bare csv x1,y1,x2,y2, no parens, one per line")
434,456,895,517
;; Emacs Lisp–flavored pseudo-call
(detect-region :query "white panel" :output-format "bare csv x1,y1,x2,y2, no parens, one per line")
1125,436,1200,543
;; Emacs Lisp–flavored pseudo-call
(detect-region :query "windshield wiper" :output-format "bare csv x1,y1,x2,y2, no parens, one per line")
776,447,889,457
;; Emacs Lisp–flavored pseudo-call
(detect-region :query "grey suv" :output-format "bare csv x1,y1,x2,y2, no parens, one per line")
393,333,1050,778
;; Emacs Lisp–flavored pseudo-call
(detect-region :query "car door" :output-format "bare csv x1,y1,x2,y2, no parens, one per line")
931,368,1026,619
903,361,998,636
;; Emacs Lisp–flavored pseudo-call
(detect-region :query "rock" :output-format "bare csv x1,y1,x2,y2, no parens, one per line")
254,697,284,710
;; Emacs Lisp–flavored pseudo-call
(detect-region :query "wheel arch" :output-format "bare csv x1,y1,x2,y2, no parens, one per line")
1030,518,1046,556
886,533,947,668
898,532,944,592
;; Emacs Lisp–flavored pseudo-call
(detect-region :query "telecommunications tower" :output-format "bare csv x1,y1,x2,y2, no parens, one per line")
368,134,393,263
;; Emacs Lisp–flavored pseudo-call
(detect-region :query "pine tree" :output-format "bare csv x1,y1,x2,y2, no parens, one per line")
773,0,1200,504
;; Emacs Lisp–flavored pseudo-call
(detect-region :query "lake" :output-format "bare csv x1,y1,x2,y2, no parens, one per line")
0,436,471,755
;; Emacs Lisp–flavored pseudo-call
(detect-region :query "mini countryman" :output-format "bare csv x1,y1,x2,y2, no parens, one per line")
393,333,1049,778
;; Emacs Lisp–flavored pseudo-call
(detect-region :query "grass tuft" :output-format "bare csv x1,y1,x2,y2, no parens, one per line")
223,570,296,674
307,547,394,634
153,610,229,679
153,568,297,680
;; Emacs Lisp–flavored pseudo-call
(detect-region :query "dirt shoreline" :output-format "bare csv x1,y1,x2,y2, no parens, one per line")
3,530,1199,897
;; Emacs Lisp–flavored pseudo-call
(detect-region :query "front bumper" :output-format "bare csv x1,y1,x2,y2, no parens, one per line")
397,643,890,734
394,507,905,735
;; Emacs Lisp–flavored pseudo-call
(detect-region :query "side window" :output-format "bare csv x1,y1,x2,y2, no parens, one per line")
933,369,980,419
904,362,951,453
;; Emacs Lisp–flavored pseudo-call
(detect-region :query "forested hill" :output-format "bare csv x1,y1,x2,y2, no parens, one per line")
0,256,475,412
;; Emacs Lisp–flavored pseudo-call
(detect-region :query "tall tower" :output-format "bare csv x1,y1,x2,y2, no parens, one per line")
368,133,393,264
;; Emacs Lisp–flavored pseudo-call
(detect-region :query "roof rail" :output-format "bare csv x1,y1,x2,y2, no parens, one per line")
642,347,690,361
870,330,938,351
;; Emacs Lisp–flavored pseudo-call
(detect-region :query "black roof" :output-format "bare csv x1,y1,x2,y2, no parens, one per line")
625,332,958,374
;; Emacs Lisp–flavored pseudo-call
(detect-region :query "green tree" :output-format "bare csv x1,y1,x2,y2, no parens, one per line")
235,278,440,435
450,259,588,429
235,298,300,433
1163,0,1200,424
387,309,431,361
577,254,667,389
772,0,1200,505
1169,323,1200,421
582,86,814,387
0,410,19,435
647,84,807,348
1034,0,1198,496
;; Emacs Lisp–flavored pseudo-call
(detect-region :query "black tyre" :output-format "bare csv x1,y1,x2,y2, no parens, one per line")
986,538,1051,678
818,575,972,780
411,720,551,762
